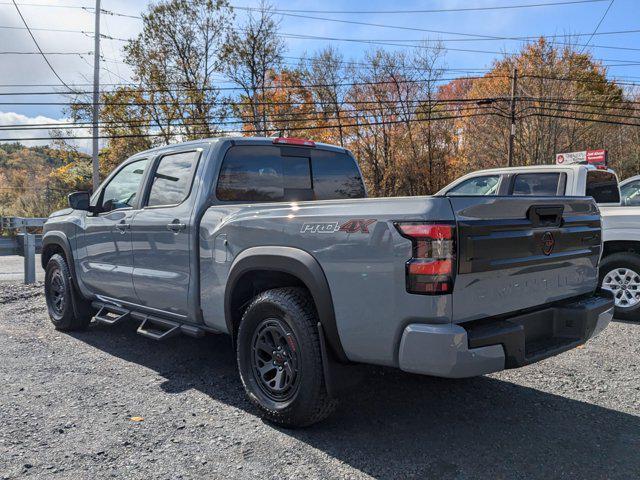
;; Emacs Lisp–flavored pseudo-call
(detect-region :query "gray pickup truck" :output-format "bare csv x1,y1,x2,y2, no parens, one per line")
42,137,613,427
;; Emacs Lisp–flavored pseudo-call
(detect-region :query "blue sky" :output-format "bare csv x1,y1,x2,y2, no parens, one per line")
0,0,638,149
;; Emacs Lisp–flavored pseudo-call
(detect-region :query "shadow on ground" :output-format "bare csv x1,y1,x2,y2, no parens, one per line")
71,321,640,479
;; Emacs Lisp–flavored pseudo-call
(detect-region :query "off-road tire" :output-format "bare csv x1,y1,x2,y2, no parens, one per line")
236,287,338,427
599,252,640,321
44,253,92,331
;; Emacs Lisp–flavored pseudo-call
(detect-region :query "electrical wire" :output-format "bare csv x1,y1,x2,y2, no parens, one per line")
0,111,501,142
234,0,609,15
580,0,615,53
10,0,79,93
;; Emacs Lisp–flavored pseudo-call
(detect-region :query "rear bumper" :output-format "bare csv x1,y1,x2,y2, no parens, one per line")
398,293,614,378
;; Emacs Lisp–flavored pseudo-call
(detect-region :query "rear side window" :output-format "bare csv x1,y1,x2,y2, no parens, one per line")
312,149,365,200
147,151,200,207
216,145,365,202
586,170,620,204
216,146,286,201
447,175,499,196
512,173,562,196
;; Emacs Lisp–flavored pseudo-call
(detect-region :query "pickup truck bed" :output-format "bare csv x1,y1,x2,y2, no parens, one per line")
41,137,613,426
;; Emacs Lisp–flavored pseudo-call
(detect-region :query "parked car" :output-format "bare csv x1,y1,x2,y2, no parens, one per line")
42,138,613,427
439,163,640,320
619,175,640,206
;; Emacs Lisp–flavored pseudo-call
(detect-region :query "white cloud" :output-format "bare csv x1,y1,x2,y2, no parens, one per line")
0,111,93,152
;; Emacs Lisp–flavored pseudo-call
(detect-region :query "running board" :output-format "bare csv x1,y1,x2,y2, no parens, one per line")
93,304,130,326
91,301,207,339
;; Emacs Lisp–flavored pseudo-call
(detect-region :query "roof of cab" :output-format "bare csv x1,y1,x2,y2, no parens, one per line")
131,136,349,157
464,163,608,174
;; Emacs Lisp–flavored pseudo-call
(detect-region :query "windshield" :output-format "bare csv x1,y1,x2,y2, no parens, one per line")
621,180,640,206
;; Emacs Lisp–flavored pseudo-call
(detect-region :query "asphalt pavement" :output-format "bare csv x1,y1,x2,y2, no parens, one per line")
0,283,639,479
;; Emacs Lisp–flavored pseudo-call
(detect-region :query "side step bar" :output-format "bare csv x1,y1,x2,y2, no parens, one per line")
91,301,206,340
137,316,181,341
93,304,130,326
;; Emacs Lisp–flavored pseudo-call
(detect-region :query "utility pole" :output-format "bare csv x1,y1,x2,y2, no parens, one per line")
507,67,518,167
91,0,101,192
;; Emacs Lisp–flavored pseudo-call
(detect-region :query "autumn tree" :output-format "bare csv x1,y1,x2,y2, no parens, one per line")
445,38,630,174
222,1,285,136
124,0,234,140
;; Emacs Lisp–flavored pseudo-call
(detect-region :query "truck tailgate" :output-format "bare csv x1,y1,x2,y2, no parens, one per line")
449,196,601,323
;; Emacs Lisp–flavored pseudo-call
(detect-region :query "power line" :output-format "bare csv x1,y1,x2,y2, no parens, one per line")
4,22,640,54
0,1,93,9
1,73,639,100
0,105,495,133
0,51,91,55
580,0,615,53
231,6,638,46
0,95,506,107
236,0,608,14
10,0,78,93
99,7,140,19
526,112,640,126
1,97,638,133
94,4,640,46
0,25,93,34
0,111,500,142
0,74,513,97
523,105,640,119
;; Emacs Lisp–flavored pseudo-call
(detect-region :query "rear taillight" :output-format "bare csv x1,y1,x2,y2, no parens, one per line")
395,222,456,295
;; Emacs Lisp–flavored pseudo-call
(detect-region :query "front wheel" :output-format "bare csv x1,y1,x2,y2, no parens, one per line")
236,287,337,428
599,252,640,321
44,254,92,331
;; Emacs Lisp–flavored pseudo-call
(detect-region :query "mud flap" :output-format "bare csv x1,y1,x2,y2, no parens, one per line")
317,322,364,398
68,275,94,320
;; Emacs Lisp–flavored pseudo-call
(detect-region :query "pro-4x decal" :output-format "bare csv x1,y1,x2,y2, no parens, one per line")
338,219,376,234
300,219,376,234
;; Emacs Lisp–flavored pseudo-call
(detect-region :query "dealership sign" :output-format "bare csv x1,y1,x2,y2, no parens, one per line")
555,149,607,165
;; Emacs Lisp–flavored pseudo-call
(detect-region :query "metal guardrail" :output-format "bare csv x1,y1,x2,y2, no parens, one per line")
1,216,46,284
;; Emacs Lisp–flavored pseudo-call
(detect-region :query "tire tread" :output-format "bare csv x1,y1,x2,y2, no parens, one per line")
237,287,338,427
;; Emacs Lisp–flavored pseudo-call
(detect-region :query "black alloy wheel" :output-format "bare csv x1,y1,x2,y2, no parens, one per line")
251,318,301,402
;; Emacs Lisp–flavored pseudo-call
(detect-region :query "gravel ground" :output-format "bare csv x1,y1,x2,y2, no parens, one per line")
0,283,639,479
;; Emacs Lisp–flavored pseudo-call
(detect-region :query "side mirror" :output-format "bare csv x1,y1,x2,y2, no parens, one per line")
68,191,91,211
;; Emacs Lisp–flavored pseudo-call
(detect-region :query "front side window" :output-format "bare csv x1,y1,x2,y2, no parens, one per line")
147,151,200,207
100,158,148,212
447,175,500,196
512,173,562,196
587,170,620,204
621,180,640,206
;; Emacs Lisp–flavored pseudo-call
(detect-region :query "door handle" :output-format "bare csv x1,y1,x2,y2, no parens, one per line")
166,221,186,233
115,222,130,234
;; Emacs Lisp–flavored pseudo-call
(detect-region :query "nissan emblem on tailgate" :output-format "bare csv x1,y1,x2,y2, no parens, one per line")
541,231,555,256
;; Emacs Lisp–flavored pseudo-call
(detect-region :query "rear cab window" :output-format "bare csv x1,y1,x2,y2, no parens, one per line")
511,172,565,196
586,170,620,204
216,145,365,202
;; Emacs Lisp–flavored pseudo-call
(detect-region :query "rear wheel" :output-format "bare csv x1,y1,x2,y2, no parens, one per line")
600,252,640,321
44,254,92,331
236,287,337,427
